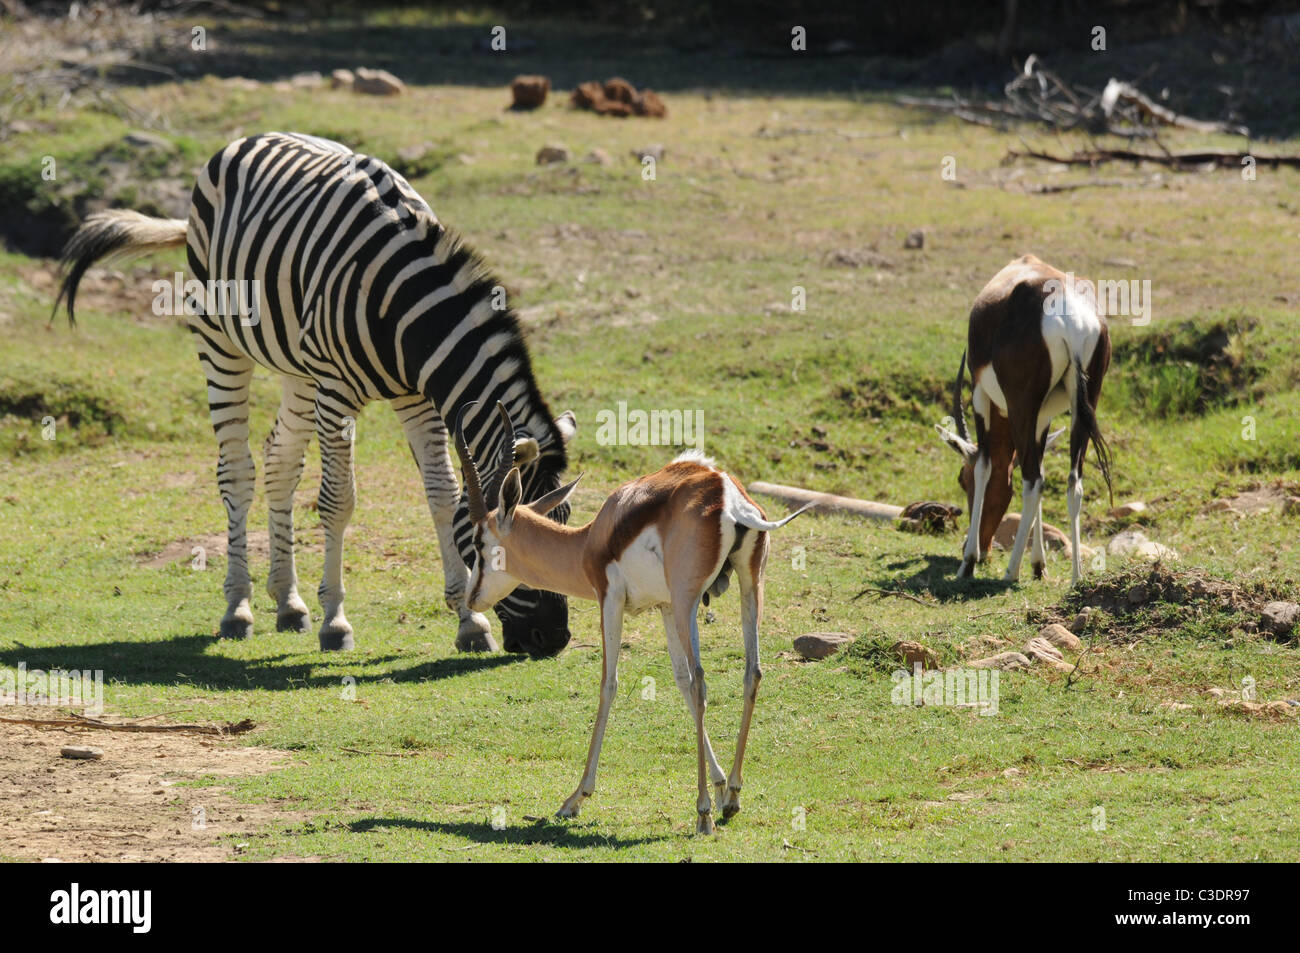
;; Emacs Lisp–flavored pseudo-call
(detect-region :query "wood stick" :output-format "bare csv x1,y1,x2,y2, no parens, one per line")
748,482,903,521
0,712,255,735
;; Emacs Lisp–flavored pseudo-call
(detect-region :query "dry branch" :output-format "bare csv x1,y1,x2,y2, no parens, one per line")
0,712,256,736
1007,146,1300,169
748,482,903,521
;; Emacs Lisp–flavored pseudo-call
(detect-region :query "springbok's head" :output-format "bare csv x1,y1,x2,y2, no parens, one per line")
934,352,1061,562
454,402,582,651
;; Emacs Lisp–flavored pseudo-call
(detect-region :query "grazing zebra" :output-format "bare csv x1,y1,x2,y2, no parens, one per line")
55,132,577,657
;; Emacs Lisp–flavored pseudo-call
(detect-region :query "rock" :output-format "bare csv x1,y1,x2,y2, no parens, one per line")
1068,611,1092,634
1266,700,1296,715
584,147,612,166
1038,623,1080,651
904,229,924,249
353,67,405,96
1259,601,1300,638
892,639,938,670
1109,501,1146,518
603,77,636,103
571,81,604,110
793,632,855,660
60,746,103,760
1284,496,1300,516
536,144,572,165
1204,687,1227,698
633,89,667,117
330,68,354,89
631,144,665,162
290,71,323,89
969,651,1031,671
1107,528,1178,562
510,74,550,109
1160,701,1193,711
1002,767,1021,778
1206,499,1239,513
123,131,174,151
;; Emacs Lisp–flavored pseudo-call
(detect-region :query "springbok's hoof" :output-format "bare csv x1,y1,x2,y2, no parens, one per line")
719,788,741,820
696,811,716,835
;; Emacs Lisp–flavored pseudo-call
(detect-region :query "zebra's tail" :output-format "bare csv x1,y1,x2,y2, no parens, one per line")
53,210,188,326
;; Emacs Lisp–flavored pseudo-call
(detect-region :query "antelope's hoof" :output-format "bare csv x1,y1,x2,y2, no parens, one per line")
1032,562,1046,581
455,612,497,653
218,607,254,640
957,558,976,579
276,607,311,633
719,789,741,820
318,620,354,652
696,811,716,835
556,796,584,819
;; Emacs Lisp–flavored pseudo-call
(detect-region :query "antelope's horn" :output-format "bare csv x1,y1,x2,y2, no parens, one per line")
952,349,971,444
453,402,487,523
495,401,517,477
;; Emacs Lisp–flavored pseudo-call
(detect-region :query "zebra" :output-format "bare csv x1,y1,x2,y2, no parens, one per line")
55,131,577,657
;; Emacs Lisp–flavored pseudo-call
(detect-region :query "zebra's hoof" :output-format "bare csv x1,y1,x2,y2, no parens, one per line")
276,608,311,633
218,605,254,640
455,613,498,653
318,623,354,652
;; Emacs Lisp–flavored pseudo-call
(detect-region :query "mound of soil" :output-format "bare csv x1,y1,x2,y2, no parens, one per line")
1036,565,1297,643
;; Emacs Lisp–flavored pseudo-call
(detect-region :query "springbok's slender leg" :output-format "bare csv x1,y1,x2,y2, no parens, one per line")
198,335,258,640
314,383,362,651
661,606,727,803
264,377,316,632
391,395,495,652
557,577,625,819
671,596,714,834
719,541,766,821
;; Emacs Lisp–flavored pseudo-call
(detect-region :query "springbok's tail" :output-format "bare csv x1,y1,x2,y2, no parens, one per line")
53,210,188,325
735,500,816,533
1072,357,1114,506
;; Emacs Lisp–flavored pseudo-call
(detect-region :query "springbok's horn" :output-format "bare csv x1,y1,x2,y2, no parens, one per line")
952,350,971,444
453,402,487,523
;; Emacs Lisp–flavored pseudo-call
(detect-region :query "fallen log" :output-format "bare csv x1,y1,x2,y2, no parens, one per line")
0,712,256,735
1007,146,1300,170
749,482,903,521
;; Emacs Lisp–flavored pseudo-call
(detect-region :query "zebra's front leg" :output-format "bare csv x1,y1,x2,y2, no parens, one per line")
314,387,362,651
391,397,495,652
206,354,258,639
265,377,316,633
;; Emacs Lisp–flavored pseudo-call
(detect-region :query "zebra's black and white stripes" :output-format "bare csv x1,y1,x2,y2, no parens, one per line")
57,132,576,656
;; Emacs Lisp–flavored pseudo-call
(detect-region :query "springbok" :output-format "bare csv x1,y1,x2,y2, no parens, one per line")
935,254,1113,585
454,402,810,833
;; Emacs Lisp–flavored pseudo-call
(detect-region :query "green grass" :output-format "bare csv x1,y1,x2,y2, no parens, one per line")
1,9,1299,861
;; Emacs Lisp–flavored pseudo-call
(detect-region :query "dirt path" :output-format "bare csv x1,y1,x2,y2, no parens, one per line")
0,706,310,862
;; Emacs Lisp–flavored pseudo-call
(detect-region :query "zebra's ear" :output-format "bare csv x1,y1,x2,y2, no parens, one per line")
497,467,523,535
513,437,540,466
554,411,577,445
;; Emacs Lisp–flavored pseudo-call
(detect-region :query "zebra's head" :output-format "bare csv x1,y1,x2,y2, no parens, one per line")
453,401,577,658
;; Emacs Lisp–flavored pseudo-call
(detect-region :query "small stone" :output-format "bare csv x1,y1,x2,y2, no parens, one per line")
1038,623,1080,651
1204,687,1227,698
330,68,354,89
1207,499,1238,513
123,131,174,151
60,746,103,760
510,74,550,110
1002,767,1021,778
1023,637,1065,665
353,67,405,96
1068,611,1091,634
904,229,924,249
536,144,572,165
969,651,1031,671
290,71,323,89
892,640,938,670
631,144,664,162
1160,701,1193,711
1108,528,1178,561
584,148,612,166
1109,501,1146,518
1265,700,1294,715
793,632,855,661
1259,601,1300,638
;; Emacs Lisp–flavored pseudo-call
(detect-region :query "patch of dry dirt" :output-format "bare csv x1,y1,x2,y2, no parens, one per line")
0,705,310,862
1206,480,1300,517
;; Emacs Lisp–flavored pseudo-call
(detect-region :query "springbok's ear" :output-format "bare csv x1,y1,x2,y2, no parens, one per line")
529,473,583,517
1044,427,1066,451
935,423,977,459
497,467,523,535
554,411,577,445
513,437,540,467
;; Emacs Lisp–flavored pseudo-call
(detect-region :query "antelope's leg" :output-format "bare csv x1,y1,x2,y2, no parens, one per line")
1004,473,1045,582
1031,494,1047,580
960,452,992,577
720,543,765,821
1068,469,1084,585
557,582,624,819
669,598,714,835
264,377,316,632
314,384,362,651
391,395,495,652
661,606,726,799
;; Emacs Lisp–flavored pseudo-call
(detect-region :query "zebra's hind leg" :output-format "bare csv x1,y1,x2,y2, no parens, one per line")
264,377,316,633
199,341,258,640
391,396,496,653
314,383,362,651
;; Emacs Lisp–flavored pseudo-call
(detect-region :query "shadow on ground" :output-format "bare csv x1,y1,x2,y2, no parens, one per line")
348,815,669,850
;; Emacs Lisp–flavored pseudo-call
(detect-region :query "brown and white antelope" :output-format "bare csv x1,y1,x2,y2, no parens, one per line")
935,254,1114,585
454,402,810,833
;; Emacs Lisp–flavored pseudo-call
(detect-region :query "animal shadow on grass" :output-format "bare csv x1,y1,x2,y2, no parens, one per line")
871,554,1017,603
0,634,521,693
348,817,667,850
